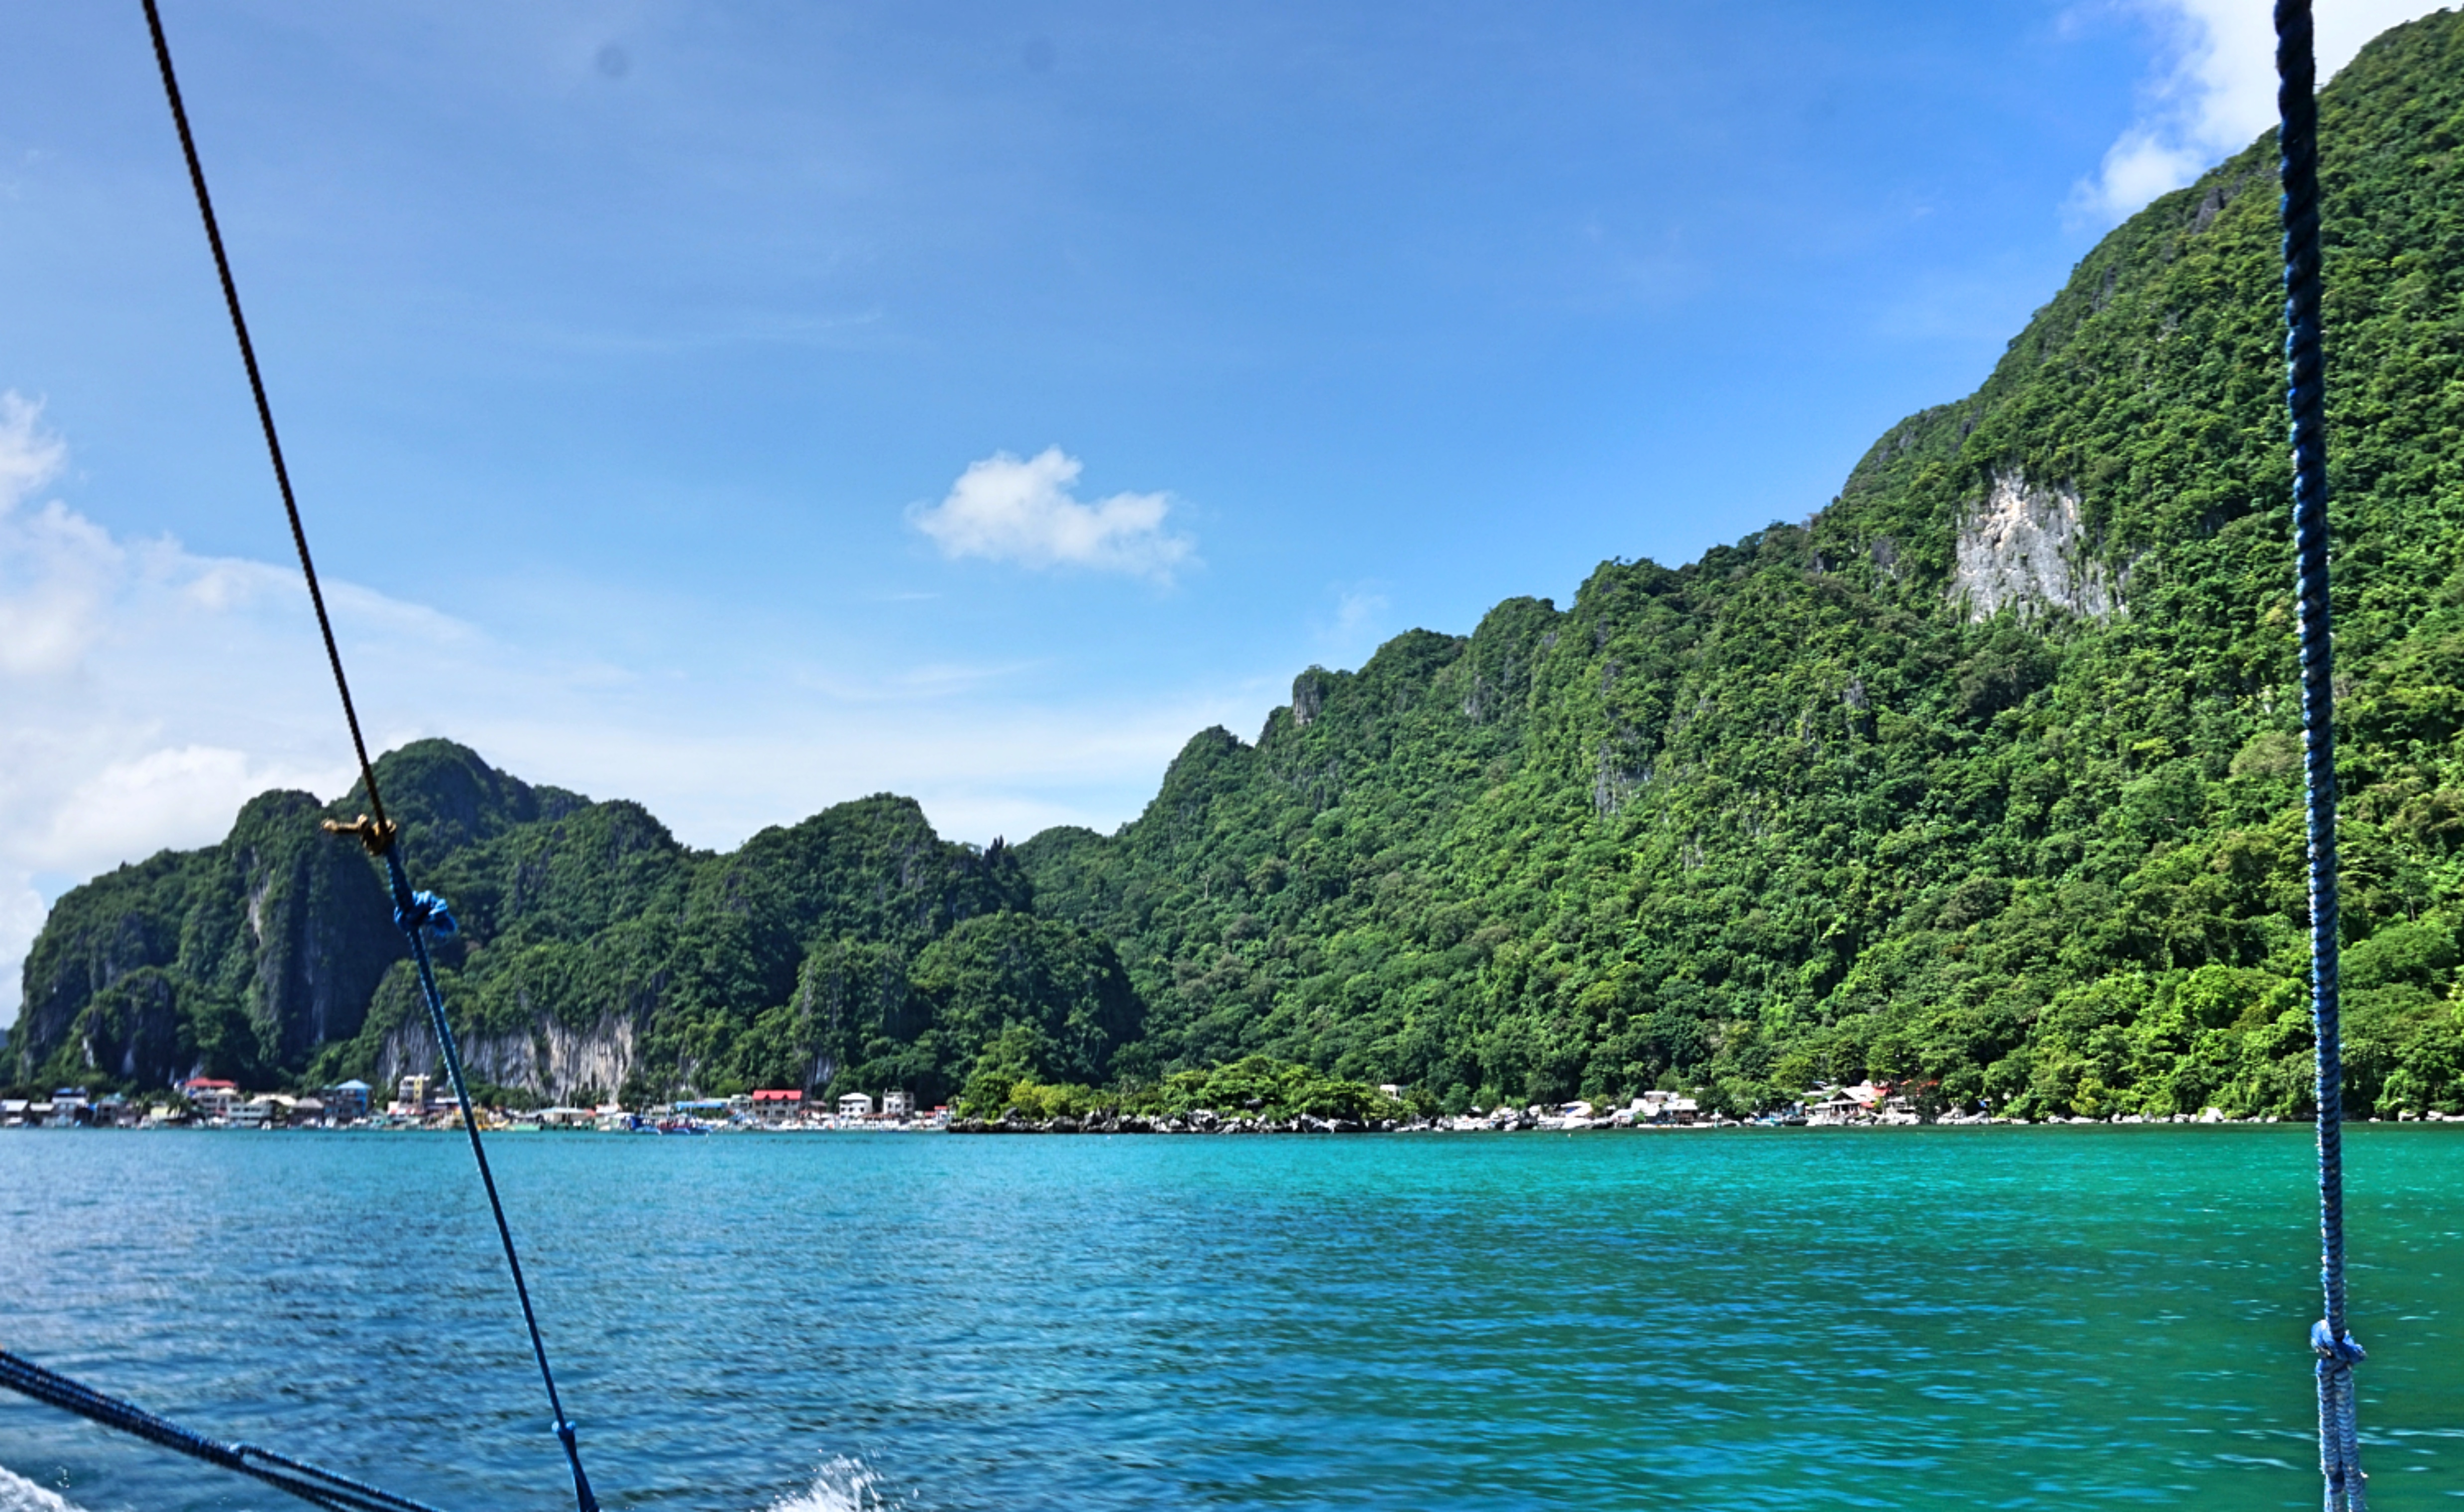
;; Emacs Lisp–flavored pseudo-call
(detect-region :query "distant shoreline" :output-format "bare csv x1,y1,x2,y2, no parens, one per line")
10,1112,2449,1136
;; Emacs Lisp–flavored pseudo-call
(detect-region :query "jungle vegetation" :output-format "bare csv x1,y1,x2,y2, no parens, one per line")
11,11,2464,1120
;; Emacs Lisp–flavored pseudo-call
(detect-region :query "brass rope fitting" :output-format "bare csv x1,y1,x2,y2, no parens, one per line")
320,814,397,855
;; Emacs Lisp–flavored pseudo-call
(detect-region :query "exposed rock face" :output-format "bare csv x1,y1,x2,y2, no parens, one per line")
1292,670,1327,728
75,968,186,1086
377,1010,638,1104
15,892,183,1081
1951,470,2122,622
1592,746,1646,817
12,788,402,1085
231,811,404,1064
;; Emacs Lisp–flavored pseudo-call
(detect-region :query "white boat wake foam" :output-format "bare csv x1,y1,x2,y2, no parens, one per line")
0,1467,80,1512
769,1456,900,1512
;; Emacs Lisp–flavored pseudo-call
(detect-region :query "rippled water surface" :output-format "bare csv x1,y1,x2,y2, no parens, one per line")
2,1127,2461,1510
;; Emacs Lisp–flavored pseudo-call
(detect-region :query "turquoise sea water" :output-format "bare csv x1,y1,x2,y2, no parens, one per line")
1,1127,2460,1511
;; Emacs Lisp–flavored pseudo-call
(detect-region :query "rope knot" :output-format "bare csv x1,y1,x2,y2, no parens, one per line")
394,890,458,939
2311,1320,2366,1367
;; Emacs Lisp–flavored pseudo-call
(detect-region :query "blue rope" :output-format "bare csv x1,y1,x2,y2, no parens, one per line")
2275,4,2364,1507
395,889,459,938
385,849,601,1512
0,1348,450,1512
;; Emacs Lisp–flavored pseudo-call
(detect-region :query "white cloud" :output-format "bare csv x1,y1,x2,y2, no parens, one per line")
910,446,1196,583
37,746,347,880
0,394,115,677
1332,585,1386,641
1311,579,1390,666
0,399,1254,1028
2072,0,2452,223
0,394,63,500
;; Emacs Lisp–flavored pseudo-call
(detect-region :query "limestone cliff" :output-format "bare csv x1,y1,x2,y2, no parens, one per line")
1949,470,2125,622
8,739,1116,1109
13,789,402,1088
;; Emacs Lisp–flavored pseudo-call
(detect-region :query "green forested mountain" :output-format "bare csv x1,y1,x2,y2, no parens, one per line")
1019,9,2464,1118
11,740,1138,1109
11,10,2464,1117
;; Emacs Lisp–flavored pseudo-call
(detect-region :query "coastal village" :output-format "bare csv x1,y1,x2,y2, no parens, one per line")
0,1075,949,1133
5,1075,2440,1133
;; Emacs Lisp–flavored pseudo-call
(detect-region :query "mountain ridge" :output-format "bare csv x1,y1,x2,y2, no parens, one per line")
11,8,2464,1118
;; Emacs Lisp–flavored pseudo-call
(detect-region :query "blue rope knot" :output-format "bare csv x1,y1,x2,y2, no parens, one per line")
2312,1320,2366,1367
394,889,458,939
555,1419,578,1446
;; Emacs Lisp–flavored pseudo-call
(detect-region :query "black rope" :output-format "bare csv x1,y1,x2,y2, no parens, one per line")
140,0,388,840
136,7,599,1509
0,1349,449,1512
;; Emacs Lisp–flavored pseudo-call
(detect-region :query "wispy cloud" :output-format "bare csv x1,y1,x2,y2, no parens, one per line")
1,398,355,1022
1312,579,1390,666
0,399,1251,1026
1332,585,1386,641
910,447,1197,583
2071,0,2451,224
0,394,62,498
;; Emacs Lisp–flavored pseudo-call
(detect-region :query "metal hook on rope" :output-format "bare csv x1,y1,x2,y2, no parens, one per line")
322,814,397,856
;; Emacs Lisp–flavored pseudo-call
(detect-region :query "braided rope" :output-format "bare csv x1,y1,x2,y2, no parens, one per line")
384,849,600,1512
0,1350,448,1512
139,0,388,842
2274,3,2364,1507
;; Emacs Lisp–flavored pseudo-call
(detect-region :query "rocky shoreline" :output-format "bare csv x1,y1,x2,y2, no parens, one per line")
949,1106,1716,1134
945,1104,2453,1134
954,1110,1400,1134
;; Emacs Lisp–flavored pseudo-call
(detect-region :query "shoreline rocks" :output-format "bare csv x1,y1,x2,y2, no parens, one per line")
952,1109,1400,1134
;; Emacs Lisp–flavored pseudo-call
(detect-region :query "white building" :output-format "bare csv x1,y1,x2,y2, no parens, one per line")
182,1078,243,1121
1634,1089,1700,1125
837,1092,875,1119
882,1090,914,1119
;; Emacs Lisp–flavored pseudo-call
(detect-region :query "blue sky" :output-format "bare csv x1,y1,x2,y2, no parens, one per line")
0,0,2445,1020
